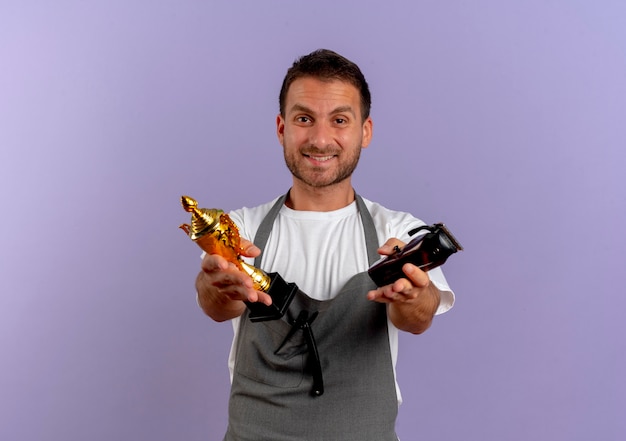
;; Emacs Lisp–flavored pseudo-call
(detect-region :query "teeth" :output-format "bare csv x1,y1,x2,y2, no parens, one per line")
310,155,334,161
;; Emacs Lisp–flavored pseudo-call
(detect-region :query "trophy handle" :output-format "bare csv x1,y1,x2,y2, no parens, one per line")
240,261,272,292
179,223,191,235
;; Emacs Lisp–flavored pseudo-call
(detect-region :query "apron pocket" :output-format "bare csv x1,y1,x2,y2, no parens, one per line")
235,316,307,388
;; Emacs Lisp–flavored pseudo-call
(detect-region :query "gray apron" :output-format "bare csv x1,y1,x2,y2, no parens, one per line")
225,194,399,441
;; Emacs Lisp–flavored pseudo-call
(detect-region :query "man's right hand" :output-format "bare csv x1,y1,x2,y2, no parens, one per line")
195,238,273,322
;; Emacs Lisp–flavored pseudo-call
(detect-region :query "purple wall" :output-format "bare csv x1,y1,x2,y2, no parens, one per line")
1,1,625,440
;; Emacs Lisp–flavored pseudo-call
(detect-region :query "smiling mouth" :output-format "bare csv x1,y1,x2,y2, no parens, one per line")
302,152,337,162
305,154,335,162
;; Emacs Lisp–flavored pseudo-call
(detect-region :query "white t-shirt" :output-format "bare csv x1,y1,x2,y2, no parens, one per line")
224,195,455,404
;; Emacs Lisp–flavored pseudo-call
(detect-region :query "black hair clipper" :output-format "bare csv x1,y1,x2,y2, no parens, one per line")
367,223,463,287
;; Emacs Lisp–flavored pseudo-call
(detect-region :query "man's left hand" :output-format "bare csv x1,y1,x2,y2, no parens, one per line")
367,238,440,334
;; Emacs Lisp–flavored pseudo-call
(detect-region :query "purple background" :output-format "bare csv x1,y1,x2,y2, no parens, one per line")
1,1,625,440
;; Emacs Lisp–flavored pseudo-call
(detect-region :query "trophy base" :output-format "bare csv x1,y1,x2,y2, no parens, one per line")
246,272,298,322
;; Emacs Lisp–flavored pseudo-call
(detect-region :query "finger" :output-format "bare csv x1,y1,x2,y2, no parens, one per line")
402,264,430,288
239,238,261,258
247,290,273,306
212,269,273,306
213,270,253,289
201,253,229,272
367,288,391,303
221,284,272,305
367,285,398,303
368,277,418,303
377,238,406,256
392,277,414,294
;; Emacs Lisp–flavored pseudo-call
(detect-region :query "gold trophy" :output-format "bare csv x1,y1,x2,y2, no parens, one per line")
180,195,298,322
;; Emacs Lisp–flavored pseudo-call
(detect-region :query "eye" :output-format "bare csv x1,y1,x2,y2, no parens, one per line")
334,117,348,125
296,116,311,123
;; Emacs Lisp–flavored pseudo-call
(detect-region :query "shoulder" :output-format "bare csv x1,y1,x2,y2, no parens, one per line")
360,197,426,243
228,196,283,240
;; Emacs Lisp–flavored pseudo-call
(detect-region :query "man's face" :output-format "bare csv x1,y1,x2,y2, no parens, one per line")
277,77,372,189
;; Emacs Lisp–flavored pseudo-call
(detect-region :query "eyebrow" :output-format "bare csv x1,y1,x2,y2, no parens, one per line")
289,104,356,117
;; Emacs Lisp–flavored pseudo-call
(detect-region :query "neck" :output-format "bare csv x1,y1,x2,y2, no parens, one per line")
286,181,355,211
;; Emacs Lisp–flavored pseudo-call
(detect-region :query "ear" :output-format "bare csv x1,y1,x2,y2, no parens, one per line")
361,117,373,148
276,114,285,146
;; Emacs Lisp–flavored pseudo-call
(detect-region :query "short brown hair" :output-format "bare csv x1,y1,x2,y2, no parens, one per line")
279,49,372,121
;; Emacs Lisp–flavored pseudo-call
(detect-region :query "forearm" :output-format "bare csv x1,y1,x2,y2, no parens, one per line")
388,283,441,334
195,271,245,322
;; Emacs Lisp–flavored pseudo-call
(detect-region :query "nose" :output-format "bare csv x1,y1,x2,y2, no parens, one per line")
308,122,333,148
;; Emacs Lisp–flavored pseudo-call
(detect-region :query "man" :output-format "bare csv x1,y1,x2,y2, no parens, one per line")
196,49,454,440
